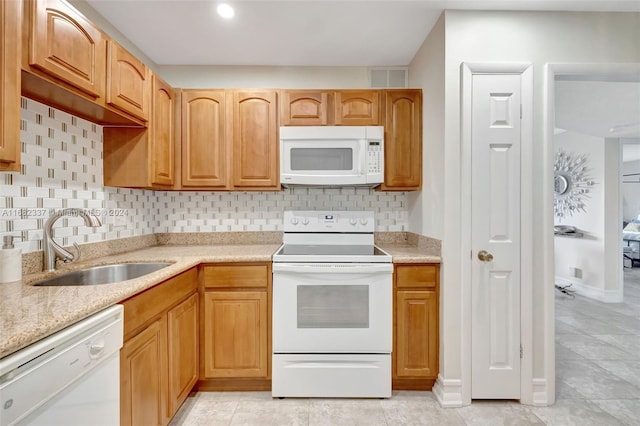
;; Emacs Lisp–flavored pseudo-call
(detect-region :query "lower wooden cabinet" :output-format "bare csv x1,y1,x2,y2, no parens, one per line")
393,264,439,390
120,268,198,426
200,263,272,391
121,318,166,426
203,291,268,378
167,293,199,415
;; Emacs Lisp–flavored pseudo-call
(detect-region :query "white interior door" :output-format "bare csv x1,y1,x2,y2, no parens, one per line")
471,73,522,399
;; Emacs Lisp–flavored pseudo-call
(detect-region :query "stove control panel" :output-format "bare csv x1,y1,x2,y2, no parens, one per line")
284,211,375,233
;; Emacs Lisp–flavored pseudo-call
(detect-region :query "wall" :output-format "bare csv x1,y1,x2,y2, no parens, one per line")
0,98,410,255
69,0,373,90
623,159,640,221
156,66,371,89
408,14,445,240
68,0,160,73
408,10,640,405
553,132,609,298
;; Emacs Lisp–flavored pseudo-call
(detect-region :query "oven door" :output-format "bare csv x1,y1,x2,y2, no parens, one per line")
272,263,392,353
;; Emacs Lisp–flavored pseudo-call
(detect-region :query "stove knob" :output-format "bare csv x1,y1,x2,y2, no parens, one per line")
349,218,358,226
301,217,309,225
359,218,368,225
290,217,299,225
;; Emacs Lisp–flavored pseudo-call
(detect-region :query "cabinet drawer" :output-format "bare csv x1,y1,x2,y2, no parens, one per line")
395,265,438,289
122,268,197,339
203,265,268,289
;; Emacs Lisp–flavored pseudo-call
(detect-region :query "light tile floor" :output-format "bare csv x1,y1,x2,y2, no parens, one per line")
170,268,640,426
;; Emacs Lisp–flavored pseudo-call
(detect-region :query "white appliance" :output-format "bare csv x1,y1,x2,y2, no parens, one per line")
279,126,384,187
272,210,393,398
0,305,124,425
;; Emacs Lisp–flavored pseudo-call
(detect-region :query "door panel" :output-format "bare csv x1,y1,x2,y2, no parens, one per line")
181,90,227,187
471,74,521,399
30,0,106,98
230,90,278,188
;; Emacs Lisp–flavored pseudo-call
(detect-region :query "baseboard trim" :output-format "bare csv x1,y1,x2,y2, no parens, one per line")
532,378,550,406
555,276,622,303
432,375,464,407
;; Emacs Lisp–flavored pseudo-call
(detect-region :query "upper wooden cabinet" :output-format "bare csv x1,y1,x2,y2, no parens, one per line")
106,40,150,121
280,89,381,126
0,0,22,172
27,0,106,99
280,90,328,126
179,89,279,191
150,75,175,186
380,89,422,191
21,0,145,126
230,90,279,189
103,73,175,189
181,90,228,188
335,90,381,125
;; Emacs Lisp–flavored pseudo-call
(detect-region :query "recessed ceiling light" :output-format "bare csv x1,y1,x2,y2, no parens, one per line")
217,3,234,19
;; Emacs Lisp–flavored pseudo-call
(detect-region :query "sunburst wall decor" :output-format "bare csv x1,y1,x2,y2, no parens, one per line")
554,148,596,220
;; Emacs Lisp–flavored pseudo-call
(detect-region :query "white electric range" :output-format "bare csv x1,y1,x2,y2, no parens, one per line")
272,210,393,398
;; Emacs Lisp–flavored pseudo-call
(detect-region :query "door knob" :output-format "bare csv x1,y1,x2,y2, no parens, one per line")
477,250,494,262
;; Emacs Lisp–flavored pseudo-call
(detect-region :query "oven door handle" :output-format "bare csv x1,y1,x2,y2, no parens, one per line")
272,263,393,274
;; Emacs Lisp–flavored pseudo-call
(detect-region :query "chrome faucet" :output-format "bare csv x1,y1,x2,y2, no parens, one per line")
43,208,102,272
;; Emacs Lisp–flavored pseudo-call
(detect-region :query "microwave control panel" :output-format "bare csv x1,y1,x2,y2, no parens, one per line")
367,140,383,174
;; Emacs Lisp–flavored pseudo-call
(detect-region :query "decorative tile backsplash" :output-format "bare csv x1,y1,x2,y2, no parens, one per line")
0,98,409,254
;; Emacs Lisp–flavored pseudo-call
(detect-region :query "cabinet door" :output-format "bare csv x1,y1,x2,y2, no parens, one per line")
150,74,175,186
229,90,279,189
106,40,150,121
121,318,167,426
0,0,21,171
280,90,328,126
381,90,422,190
203,291,268,378
395,290,438,378
29,0,106,98
181,90,228,188
334,90,380,125
167,293,198,418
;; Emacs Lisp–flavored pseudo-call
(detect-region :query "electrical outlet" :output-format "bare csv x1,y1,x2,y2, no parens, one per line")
568,266,582,279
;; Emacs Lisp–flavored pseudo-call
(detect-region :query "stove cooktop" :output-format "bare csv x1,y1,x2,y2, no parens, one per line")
272,244,392,263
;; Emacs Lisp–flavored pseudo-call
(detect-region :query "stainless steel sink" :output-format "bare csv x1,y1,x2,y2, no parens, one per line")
32,262,173,286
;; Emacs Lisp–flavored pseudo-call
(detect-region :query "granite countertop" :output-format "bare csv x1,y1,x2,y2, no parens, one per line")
0,242,440,359
0,244,280,358
378,244,442,264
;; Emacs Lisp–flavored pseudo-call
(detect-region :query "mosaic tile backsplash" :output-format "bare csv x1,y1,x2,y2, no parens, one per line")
0,98,409,254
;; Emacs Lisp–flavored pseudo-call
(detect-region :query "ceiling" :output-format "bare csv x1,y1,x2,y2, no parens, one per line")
554,80,640,162
85,0,640,67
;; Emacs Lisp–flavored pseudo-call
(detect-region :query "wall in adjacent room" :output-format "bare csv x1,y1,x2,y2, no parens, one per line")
623,159,640,221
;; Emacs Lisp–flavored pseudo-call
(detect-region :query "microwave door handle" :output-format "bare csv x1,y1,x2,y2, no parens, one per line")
357,139,365,175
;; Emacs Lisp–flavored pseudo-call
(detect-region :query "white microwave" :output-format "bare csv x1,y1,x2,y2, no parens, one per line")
279,126,384,187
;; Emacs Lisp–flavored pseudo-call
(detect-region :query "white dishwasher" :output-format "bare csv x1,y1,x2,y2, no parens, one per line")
0,305,124,426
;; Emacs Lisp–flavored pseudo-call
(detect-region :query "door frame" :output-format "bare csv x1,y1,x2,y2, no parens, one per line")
460,63,533,405
543,62,640,406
